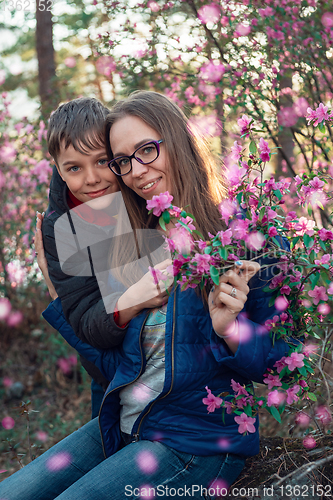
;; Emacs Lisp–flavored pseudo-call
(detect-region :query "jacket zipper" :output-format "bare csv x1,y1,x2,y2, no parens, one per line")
132,287,177,441
98,312,148,457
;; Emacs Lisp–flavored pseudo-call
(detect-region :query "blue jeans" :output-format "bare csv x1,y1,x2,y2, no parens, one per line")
0,418,245,500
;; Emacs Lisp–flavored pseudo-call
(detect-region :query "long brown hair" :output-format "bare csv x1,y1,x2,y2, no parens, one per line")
105,91,227,290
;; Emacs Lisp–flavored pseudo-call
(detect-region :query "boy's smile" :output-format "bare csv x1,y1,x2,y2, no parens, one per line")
56,144,119,204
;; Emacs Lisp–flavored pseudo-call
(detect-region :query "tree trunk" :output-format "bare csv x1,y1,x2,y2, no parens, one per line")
276,74,295,179
36,1,58,117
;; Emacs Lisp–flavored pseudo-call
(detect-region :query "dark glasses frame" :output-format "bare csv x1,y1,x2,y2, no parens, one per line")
108,139,164,177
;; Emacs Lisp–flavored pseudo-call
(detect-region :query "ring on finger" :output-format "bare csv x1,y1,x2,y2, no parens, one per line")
230,287,237,298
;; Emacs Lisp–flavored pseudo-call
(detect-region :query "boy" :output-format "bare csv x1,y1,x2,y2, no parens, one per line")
42,97,126,417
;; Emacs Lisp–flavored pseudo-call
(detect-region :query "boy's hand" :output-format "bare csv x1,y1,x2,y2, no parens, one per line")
35,212,58,301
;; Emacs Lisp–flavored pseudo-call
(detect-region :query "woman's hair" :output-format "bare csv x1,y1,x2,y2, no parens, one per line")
105,91,228,292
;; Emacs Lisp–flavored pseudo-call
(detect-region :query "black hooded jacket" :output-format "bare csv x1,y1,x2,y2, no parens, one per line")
42,167,128,389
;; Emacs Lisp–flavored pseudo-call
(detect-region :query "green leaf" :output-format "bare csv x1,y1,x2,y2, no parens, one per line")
273,189,282,201
303,234,314,249
159,216,166,231
318,121,326,134
219,247,228,260
307,392,317,402
192,229,204,239
243,405,253,417
307,204,313,217
319,240,327,251
290,236,300,250
204,246,212,254
298,366,307,377
162,210,170,225
180,210,187,218
258,206,266,221
210,265,220,286
249,140,257,154
269,406,282,423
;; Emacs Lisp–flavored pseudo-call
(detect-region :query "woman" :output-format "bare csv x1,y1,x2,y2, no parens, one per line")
0,91,291,500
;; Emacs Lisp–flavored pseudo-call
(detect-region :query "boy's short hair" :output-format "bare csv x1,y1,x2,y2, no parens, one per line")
47,97,110,164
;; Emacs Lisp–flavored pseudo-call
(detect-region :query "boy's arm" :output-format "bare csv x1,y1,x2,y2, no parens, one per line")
42,212,127,350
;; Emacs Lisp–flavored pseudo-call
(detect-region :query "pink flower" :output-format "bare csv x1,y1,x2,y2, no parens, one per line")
237,115,252,136
315,406,332,425
294,217,315,236
246,231,265,251
147,0,160,12
308,285,328,305
268,226,277,237
286,384,300,404
309,176,325,190
0,297,11,320
315,103,330,123
35,430,49,442
302,343,318,357
2,416,15,430
273,357,287,373
64,57,76,68
318,228,333,241
277,107,298,127
168,226,194,255
230,141,242,160
7,311,23,327
265,315,280,330
95,56,116,77
191,253,211,274
146,191,173,217
217,228,232,246
295,412,311,427
263,374,282,390
267,390,285,407
258,137,271,162
280,285,291,296
231,379,249,397
322,12,333,29
235,24,251,37
303,435,316,450
57,357,72,375
202,386,222,413
197,4,221,25
293,98,309,117
234,413,256,434
315,254,331,266
284,352,304,372
199,61,225,83
149,266,169,285
328,282,333,295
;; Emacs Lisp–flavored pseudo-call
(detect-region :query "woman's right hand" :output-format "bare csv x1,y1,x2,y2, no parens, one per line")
116,259,173,324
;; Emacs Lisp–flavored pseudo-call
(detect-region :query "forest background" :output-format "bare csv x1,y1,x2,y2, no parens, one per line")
1,0,333,494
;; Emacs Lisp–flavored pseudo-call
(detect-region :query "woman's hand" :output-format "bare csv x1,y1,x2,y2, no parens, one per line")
208,260,260,352
35,212,58,301
116,259,174,324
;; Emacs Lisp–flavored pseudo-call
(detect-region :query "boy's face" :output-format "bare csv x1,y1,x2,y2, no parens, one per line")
55,143,119,204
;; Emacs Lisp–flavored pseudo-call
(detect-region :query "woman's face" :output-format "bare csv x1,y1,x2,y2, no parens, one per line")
109,115,172,200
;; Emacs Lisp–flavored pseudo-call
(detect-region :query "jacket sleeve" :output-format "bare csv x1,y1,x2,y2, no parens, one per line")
210,239,294,382
42,298,120,381
42,213,128,350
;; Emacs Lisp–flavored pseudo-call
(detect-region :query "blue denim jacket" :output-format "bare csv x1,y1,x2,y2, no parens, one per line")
43,248,293,460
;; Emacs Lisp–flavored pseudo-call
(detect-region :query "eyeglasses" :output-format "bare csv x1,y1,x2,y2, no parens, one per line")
108,139,163,177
